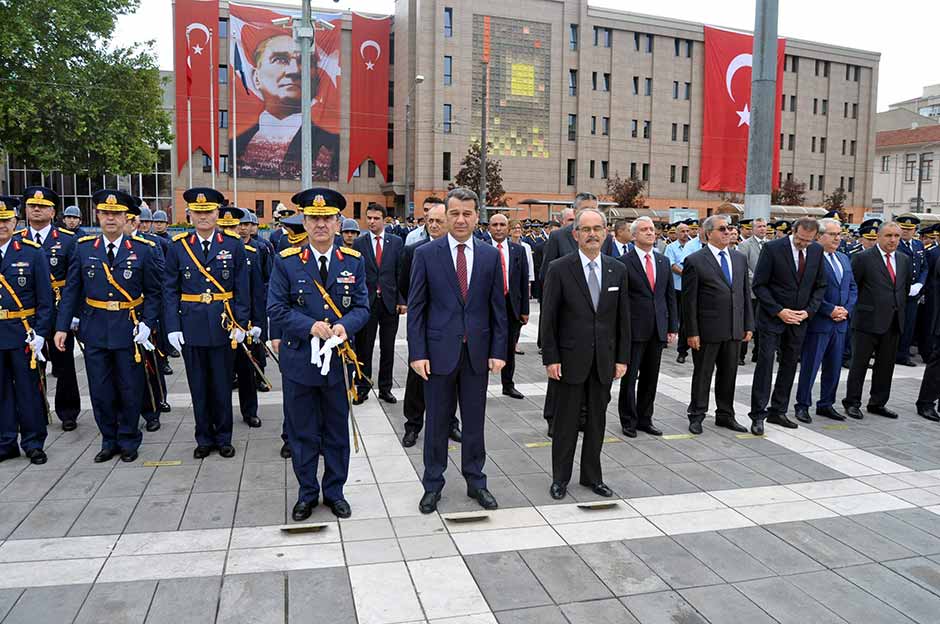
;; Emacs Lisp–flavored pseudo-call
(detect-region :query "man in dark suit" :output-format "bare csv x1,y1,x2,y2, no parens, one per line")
617,217,677,437
541,208,630,500
353,204,404,404
607,221,633,258
916,252,940,421
682,215,754,435
398,204,460,447
408,188,507,514
843,221,912,419
488,213,530,399
795,218,857,422
749,217,828,432
895,214,928,366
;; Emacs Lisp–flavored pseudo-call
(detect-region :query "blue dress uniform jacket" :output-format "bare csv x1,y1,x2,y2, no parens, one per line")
897,237,929,362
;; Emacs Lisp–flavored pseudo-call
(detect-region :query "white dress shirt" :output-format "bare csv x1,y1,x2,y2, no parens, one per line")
310,244,331,273
370,231,386,258
788,235,806,272
491,237,511,280
0,239,11,260
102,234,124,252
707,243,733,282
196,232,213,256
876,245,896,273
634,246,657,283
578,250,602,285
615,240,631,257
447,234,474,286
29,224,52,244
826,251,843,282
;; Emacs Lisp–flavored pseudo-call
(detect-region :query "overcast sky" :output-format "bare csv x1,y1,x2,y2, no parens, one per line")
114,0,939,111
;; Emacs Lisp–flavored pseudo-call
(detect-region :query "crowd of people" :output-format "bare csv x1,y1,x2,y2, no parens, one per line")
0,184,938,520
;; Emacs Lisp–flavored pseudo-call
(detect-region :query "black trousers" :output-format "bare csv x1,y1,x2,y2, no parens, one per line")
675,289,689,356
234,347,258,420
917,342,940,408
140,349,166,424
403,366,458,435
551,362,610,486
501,309,522,389
46,334,81,422
750,326,807,421
618,340,665,431
355,297,399,394
740,300,760,361
688,340,741,425
844,324,900,409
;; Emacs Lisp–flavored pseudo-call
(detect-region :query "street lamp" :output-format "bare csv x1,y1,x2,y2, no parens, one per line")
404,74,424,216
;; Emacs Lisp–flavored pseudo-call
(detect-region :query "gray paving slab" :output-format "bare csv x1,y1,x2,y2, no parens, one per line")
574,541,670,596
143,465,199,496
43,467,109,500
193,460,243,493
233,488,286,527
8,497,88,539
849,512,940,556
680,584,777,624
69,495,139,537
179,491,238,530
73,580,156,624
287,567,357,624
620,590,708,624
1,584,90,624
519,546,612,603
124,495,189,533
627,465,699,495
626,536,725,590
889,508,940,538
600,468,663,498
494,605,569,624
787,570,916,624
217,572,285,624
666,462,739,491
765,521,873,568
809,516,919,561
837,563,940,624
239,461,286,491
736,455,813,484
560,597,640,624
0,502,33,540
735,576,848,624
884,557,940,597
484,475,533,509
466,551,553,611
0,469,59,502
96,466,155,498
700,459,776,487
0,589,22,621
145,576,222,624
673,531,776,582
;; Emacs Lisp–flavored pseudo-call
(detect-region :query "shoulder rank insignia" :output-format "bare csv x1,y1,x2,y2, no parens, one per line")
132,235,156,247
245,244,256,252
339,246,361,258
13,229,25,236
78,235,97,243
280,247,302,258
58,228,74,235
19,238,41,248
225,230,240,239
172,232,188,242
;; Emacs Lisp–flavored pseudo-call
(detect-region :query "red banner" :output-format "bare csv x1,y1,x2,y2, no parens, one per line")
348,14,391,182
174,0,219,174
700,26,785,193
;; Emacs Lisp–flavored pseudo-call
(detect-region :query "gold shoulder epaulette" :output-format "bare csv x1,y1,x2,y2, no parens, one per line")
133,235,156,247
13,229,25,236
245,244,256,252
19,238,40,248
58,228,74,235
225,230,240,239
172,232,188,242
280,247,302,258
78,235,97,243
340,246,361,258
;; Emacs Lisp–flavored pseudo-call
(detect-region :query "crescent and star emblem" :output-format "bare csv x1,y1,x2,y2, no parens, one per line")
725,53,752,127
359,40,381,71
186,22,211,58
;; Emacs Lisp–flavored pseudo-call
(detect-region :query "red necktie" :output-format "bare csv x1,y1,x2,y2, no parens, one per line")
645,252,655,291
497,242,508,295
456,244,468,301
886,252,896,284
374,235,383,267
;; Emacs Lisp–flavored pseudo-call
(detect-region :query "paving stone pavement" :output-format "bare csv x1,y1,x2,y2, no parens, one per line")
1,306,940,622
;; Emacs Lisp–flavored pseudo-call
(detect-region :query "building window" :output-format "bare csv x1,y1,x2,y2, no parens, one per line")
820,137,826,153
786,55,799,73
566,159,576,186
780,133,785,150
442,104,452,133
569,24,578,50
672,81,679,99
790,95,797,112
632,76,639,95
781,93,786,111
642,120,651,139
219,110,228,129
674,38,692,57
811,137,816,153
388,123,394,148
590,116,597,135
905,154,918,181
847,176,855,192
844,102,849,118
271,199,280,215
219,154,228,173
645,33,653,52
592,72,597,91
603,73,611,91
840,176,845,189
353,201,362,219
255,200,264,218
443,152,451,181
352,166,361,177
593,26,611,47
850,140,856,156
923,153,934,181
218,18,229,39
842,140,847,155
203,154,211,171
681,166,688,183
670,165,676,183
788,134,795,151
388,80,394,106
810,174,815,190
368,160,376,178
631,119,638,138
813,98,818,115
821,99,828,115
671,123,678,141
568,69,578,96
601,117,609,136
444,7,453,37
389,33,394,65
630,162,637,178
644,77,652,96
881,155,890,172
387,165,393,182
443,56,452,85
852,103,858,119
601,160,609,179
589,160,595,179
819,175,825,190
593,26,599,46
853,66,860,81
642,163,649,181
682,124,689,142
567,114,577,141
218,65,228,84
684,82,691,100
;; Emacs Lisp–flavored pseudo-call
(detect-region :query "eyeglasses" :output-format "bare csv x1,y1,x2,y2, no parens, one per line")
714,226,730,233
577,226,606,234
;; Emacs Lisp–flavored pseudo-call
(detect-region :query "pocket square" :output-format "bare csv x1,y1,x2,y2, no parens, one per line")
607,287,619,291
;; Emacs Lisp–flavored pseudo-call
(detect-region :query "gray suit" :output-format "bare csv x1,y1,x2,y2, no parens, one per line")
736,235,765,361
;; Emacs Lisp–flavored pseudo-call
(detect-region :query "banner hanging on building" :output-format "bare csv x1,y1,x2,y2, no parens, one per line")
174,0,220,175
700,26,785,193
347,13,391,182
229,2,342,181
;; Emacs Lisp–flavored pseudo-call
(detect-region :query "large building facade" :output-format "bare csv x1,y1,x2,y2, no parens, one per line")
873,124,940,216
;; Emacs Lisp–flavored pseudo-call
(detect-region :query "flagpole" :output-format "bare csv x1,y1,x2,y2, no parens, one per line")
187,98,193,188
231,37,238,206
209,27,217,189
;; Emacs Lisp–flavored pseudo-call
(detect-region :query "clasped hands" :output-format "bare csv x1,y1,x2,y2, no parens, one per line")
829,306,849,322
545,362,627,380
777,308,808,325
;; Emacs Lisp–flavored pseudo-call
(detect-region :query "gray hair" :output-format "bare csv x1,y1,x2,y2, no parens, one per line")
630,216,654,236
752,217,767,225
793,216,820,233
573,192,598,211
702,214,730,236
818,218,841,233
574,208,607,229
445,187,480,210
881,221,903,233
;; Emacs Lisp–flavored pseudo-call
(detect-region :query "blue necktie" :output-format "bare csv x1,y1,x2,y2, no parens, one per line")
719,250,732,286
829,253,842,283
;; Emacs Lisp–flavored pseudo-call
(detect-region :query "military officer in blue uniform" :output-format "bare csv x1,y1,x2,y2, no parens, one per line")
54,190,163,462
0,196,54,464
267,188,369,521
16,186,82,430
164,188,251,459
61,205,87,238
895,214,929,366
236,209,271,392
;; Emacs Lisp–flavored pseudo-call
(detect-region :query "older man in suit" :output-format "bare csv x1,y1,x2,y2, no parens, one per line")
488,213,530,399
617,217,677,437
683,215,754,435
843,221,912,419
408,188,507,514
541,208,630,500
795,218,857,422
749,216,828,432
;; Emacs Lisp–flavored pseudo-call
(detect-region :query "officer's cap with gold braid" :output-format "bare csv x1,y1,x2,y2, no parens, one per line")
92,189,140,216
22,185,59,209
218,205,246,228
184,187,225,212
895,213,921,230
822,210,842,221
292,188,346,217
859,218,883,240
0,195,21,220
775,220,792,234
281,214,308,245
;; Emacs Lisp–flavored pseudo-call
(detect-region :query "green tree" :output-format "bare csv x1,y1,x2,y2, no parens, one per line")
0,0,172,175
451,141,508,207
606,172,645,208
823,187,848,220
772,178,806,206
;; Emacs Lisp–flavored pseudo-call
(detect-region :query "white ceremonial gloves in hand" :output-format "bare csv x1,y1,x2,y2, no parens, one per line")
27,332,45,362
230,328,246,344
168,331,185,352
910,283,923,298
133,322,156,351
70,317,80,332
249,326,263,341
310,335,344,375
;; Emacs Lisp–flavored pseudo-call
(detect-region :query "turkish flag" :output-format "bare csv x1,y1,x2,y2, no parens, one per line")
174,0,219,174
348,13,391,182
700,26,785,193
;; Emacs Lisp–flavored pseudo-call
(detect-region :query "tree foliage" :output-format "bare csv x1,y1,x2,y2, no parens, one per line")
0,0,172,175
771,178,806,206
606,172,645,208
451,141,508,207
823,187,848,220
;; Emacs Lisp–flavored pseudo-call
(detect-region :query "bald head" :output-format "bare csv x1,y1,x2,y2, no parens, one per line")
489,212,509,243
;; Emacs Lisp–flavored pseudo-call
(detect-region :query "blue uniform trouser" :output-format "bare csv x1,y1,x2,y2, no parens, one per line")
140,349,166,424
47,333,81,422
182,345,235,447
0,348,47,453
84,346,143,453
234,347,258,420
282,378,349,503
897,296,920,361
796,330,846,410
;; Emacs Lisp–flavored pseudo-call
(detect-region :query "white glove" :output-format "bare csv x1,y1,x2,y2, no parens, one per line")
249,326,262,341
70,317,80,332
317,335,344,376
168,331,185,352
133,322,151,345
909,283,923,298
311,336,322,367
230,328,246,344
27,333,46,362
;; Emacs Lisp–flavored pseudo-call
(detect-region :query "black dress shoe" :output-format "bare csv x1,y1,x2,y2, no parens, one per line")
161,364,174,375
867,405,898,419
817,406,846,421
689,421,703,435
502,386,525,400
622,427,637,438
550,482,567,500
419,491,441,514
120,450,138,463
218,444,237,458
378,390,397,404
738,358,746,366
750,420,764,436
168,347,181,358
158,401,171,413
25,449,47,465
766,414,799,429
0,449,20,462
242,415,262,428
637,424,663,437
280,443,292,459
842,360,851,369
514,348,525,355
62,419,77,432
588,482,613,497
794,407,812,424
292,499,318,522
193,446,212,459
468,487,498,510
676,354,687,364
449,425,462,443
917,405,940,422
95,449,119,463
402,430,418,448
844,405,864,419
325,498,352,519
716,419,748,433
145,420,161,432
256,381,271,393
353,393,368,406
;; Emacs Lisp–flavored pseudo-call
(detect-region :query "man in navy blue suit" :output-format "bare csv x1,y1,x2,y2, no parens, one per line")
487,213,529,399
353,203,404,404
408,187,508,514
749,216,828,432
795,218,857,422
895,214,929,366
607,220,632,258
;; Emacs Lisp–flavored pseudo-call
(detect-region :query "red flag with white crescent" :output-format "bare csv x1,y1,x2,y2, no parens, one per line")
348,13,391,182
700,26,785,193
174,0,219,174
